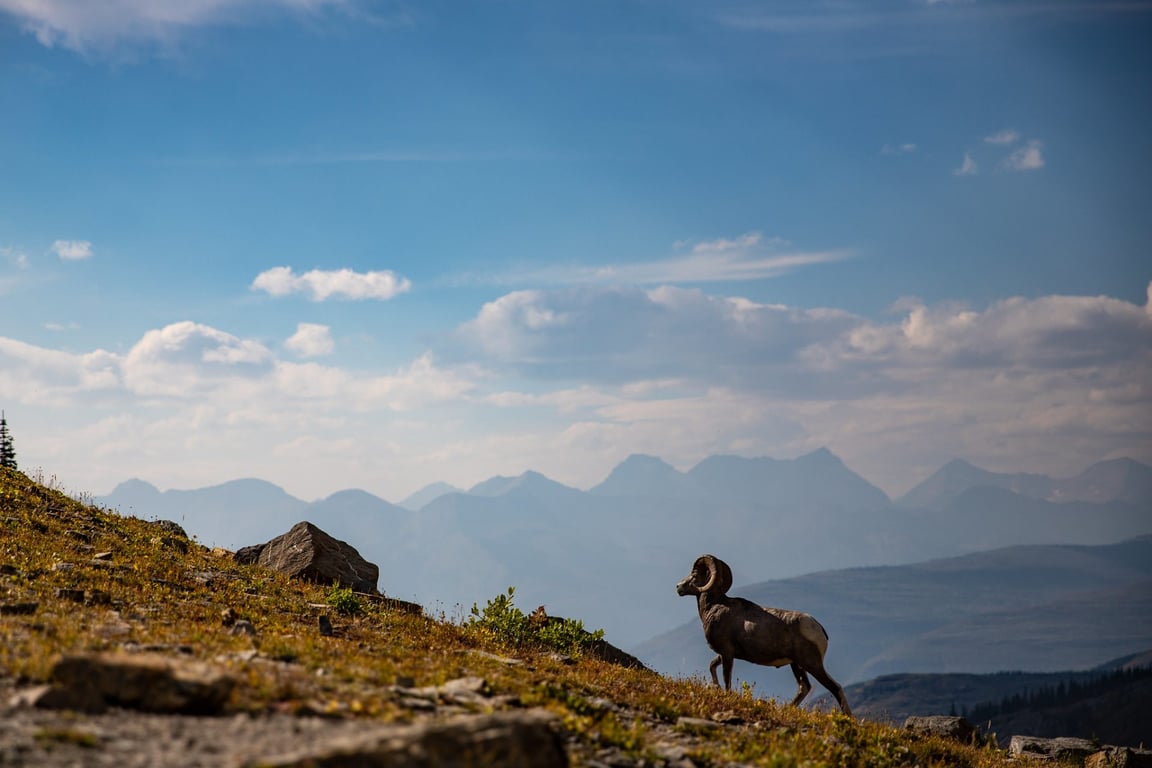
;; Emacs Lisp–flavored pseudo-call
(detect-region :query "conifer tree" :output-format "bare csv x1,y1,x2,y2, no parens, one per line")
0,411,16,470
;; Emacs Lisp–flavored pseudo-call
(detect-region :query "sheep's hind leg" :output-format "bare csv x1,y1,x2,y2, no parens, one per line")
809,665,853,717
789,663,812,706
708,655,723,687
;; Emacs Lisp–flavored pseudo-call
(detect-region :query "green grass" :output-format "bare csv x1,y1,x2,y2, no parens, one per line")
0,466,1029,766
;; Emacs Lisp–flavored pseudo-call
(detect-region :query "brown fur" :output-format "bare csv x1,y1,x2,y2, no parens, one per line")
676,555,852,716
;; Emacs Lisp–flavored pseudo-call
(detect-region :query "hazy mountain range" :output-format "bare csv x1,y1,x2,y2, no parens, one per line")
817,649,1152,747
97,451,1152,658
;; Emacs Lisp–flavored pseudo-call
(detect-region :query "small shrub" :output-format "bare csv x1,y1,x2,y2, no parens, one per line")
326,583,363,616
468,586,604,655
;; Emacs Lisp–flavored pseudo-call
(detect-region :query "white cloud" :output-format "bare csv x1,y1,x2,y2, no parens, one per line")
984,129,1020,145
0,0,349,52
953,152,978,176
1004,139,1045,171
473,233,849,287
51,239,93,261
285,323,334,358
251,266,412,302
2,246,29,268
881,143,917,155
5,284,1150,503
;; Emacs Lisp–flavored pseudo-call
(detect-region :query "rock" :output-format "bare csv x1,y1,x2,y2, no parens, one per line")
152,535,189,554
93,550,113,560
711,710,745,725
904,715,979,744
86,589,111,605
231,619,257,637
33,651,236,714
235,521,380,594
318,615,333,636
676,717,721,732
404,676,491,705
151,520,189,539
1087,748,1152,768
1010,735,1099,761
249,709,564,768
55,588,86,602
0,601,38,615
221,607,238,627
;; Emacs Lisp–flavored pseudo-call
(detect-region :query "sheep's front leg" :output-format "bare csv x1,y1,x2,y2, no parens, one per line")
790,663,812,706
722,656,734,690
708,655,723,687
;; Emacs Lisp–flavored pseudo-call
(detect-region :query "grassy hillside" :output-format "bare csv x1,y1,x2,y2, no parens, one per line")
0,466,1019,767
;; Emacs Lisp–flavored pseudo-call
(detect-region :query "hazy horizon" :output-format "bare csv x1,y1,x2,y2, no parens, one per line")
2,0,1150,502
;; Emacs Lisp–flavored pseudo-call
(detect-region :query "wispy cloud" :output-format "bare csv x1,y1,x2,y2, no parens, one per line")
1004,139,1045,171
251,266,411,302
953,152,978,176
2,246,29,269
881,143,918,155
984,128,1020,145
51,240,93,261
0,0,366,53
285,323,335,358
469,233,849,287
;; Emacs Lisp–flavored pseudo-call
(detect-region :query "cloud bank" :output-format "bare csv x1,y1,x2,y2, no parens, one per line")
51,240,93,261
0,0,348,51
3,282,1148,500
251,266,411,302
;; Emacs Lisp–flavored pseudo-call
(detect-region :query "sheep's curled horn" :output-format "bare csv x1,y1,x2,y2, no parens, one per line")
698,554,733,594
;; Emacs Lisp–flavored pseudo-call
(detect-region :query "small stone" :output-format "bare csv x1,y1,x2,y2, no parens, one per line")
230,619,257,637
56,588,86,602
711,710,745,725
0,563,19,576
318,615,333,636
676,717,721,731
0,601,38,615
51,562,75,572
394,674,416,688
221,607,238,627
93,551,113,561
86,589,111,606
905,715,979,743
151,520,189,539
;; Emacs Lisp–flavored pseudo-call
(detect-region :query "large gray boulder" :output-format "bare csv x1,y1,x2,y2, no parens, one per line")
235,521,379,594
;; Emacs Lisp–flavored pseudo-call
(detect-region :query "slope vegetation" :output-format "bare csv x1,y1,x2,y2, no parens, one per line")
0,466,1011,768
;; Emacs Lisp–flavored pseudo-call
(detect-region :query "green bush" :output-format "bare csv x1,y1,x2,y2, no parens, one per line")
326,583,363,616
468,586,604,655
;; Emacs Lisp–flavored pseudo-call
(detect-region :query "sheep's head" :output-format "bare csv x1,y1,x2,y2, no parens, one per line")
676,554,733,597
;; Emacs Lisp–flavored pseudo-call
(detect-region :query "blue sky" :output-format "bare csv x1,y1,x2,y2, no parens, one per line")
1,0,1150,501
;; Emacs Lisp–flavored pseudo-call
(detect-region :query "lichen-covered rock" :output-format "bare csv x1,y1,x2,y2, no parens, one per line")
235,521,379,594
1009,735,1099,761
904,715,980,743
30,652,235,714
248,709,564,768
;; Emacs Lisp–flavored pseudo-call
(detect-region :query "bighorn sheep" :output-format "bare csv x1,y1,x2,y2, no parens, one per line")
676,554,852,715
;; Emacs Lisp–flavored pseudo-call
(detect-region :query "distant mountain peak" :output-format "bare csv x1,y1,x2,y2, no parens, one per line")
467,470,577,498
590,454,690,497
797,447,843,466
399,481,460,511
109,478,160,495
